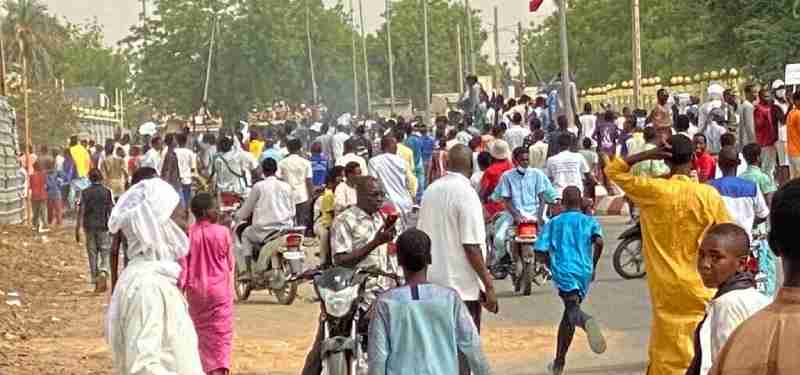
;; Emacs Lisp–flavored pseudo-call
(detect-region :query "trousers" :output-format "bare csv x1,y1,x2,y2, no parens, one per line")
85,230,111,284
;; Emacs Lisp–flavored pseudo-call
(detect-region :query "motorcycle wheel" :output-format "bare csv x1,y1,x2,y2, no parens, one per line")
233,262,252,301
532,263,551,287
274,261,298,305
613,237,646,279
521,262,533,296
490,264,509,280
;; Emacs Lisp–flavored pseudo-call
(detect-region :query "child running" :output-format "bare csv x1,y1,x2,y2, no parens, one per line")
686,223,770,375
179,192,234,375
535,186,606,375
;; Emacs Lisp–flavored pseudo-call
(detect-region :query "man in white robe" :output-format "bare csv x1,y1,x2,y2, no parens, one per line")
106,178,203,375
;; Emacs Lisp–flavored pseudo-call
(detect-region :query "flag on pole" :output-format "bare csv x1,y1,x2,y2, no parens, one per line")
530,0,544,12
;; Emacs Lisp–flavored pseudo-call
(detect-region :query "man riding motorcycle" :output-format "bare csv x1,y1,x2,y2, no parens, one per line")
236,158,296,281
493,146,559,270
301,175,397,375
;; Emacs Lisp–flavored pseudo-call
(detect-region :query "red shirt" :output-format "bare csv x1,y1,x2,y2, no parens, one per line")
693,152,716,183
480,160,513,218
29,172,47,201
755,103,778,146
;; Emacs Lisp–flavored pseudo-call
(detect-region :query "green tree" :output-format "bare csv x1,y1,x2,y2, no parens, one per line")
0,0,67,84
122,0,359,125
366,0,489,108
58,21,130,99
523,1,716,89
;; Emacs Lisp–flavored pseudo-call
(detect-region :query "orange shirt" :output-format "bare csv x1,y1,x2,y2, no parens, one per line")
787,109,800,157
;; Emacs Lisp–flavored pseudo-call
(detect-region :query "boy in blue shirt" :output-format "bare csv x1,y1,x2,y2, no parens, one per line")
535,186,606,375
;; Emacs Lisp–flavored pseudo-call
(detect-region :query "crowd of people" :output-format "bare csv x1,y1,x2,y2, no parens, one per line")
18,74,800,375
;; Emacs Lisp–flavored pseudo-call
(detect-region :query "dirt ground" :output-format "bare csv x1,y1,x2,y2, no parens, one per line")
0,224,616,374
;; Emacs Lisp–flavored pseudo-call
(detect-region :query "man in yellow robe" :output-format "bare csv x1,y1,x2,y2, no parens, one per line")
605,134,730,375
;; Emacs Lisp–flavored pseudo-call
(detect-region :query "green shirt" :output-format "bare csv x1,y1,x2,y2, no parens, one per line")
740,165,777,194
631,143,670,177
740,165,776,235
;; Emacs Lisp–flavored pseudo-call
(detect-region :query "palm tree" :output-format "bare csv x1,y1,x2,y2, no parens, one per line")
1,0,67,84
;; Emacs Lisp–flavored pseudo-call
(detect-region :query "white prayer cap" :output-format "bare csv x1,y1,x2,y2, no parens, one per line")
707,83,725,98
772,80,785,90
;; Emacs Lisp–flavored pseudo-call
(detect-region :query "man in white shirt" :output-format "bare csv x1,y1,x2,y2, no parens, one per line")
579,103,598,146
334,161,361,214
236,158,295,281
278,137,314,228
528,129,549,170
335,138,368,172
332,125,350,163
139,136,164,174
738,85,757,150
418,144,498,336
368,136,414,221
174,133,196,208
546,133,592,197
504,112,530,151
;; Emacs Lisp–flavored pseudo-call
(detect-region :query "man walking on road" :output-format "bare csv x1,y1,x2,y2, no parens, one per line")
418,144,498,375
605,134,730,375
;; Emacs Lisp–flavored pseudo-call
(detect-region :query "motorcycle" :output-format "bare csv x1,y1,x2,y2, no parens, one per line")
296,266,399,375
232,220,307,304
613,221,646,279
489,220,551,296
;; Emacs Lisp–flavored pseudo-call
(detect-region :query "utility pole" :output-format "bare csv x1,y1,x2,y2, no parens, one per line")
632,0,642,109
558,0,574,128
359,0,371,114
518,22,525,87
493,6,500,91
465,0,475,73
202,16,217,105
306,0,318,104
386,0,396,114
456,24,464,92
141,0,148,45
350,0,359,116
0,37,6,97
423,0,431,121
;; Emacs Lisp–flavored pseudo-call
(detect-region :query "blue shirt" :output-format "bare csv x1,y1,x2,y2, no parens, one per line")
420,135,435,162
310,153,329,187
368,284,491,375
405,134,424,170
494,167,558,219
535,211,603,298
259,147,283,163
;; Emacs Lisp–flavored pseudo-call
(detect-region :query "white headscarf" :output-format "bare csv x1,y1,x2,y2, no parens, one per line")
108,177,189,263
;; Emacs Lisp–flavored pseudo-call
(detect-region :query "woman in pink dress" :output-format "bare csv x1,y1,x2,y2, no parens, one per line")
179,192,234,375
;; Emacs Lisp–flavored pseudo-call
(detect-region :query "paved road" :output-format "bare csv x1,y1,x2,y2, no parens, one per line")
489,216,651,374
233,216,653,374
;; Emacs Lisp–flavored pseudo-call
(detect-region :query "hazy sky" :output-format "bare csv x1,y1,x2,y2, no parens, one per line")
43,0,555,65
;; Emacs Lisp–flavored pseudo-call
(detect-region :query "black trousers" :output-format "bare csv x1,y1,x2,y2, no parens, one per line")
554,290,591,368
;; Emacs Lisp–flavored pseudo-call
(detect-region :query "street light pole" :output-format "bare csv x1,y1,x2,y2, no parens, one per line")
423,0,431,121
306,0,318,105
465,0,475,73
386,0,396,114
558,0,574,128
359,0,371,115
202,16,217,105
632,0,642,109
456,24,464,92
350,0,359,116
